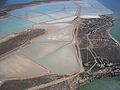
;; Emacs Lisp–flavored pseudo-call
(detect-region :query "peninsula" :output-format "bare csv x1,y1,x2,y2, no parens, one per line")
0,0,120,90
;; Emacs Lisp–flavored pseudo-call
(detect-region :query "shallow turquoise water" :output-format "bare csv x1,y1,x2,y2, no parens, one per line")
0,2,69,38
99,0,120,43
79,1,120,89
0,16,33,38
0,0,113,39
0,3,65,38
110,14,120,43
80,1,120,89
79,77,120,90
63,2,77,11
110,21,120,43
11,3,65,17
33,4,65,14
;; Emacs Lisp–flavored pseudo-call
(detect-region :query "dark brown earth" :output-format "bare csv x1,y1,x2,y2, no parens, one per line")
0,0,69,12
0,28,45,56
78,15,120,70
0,15,120,90
0,74,66,90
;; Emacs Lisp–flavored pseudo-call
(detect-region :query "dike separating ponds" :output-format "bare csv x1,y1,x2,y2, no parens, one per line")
0,1,120,90
25,17,120,90
0,16,120,90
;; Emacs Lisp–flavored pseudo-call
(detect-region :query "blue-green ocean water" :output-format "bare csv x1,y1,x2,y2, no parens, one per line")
0,0,32,7
79,0,120,90
99,0,120,43
0,0,120,89
0,0,119,42
79,77,120,90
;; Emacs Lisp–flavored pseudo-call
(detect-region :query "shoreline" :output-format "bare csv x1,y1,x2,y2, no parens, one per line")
78,15,120,89
107,28,120,46
0,15,120,90
0,33,18,43
0,27,46,56
0,0,68,13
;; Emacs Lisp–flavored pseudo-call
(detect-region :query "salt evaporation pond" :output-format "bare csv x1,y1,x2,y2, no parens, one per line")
0,16,33,38
0,0,115,77
0,0,113,39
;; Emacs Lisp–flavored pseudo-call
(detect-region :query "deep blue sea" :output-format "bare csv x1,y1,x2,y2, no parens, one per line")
0,0,120,90
79,1,120,90
0,0,32,7
99,0,120,43
0,0,119,42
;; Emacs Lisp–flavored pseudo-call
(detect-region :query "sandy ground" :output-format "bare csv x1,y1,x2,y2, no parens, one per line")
0,0,113,81
0,53,49,81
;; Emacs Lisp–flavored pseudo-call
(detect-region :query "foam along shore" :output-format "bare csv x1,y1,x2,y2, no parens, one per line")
0,27,45,56
107,28,120,46
0,27,45,43
0,18,80,80
0,34,17,43
1,0,67,12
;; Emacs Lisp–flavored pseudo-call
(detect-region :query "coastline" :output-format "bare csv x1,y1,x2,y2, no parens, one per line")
0,0,120,89
0,15,120,90
0,0,68,13
0,27,46,56
78,15,120,89
0,33,18,43
107,28,120,46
